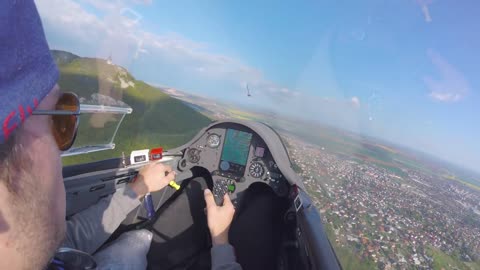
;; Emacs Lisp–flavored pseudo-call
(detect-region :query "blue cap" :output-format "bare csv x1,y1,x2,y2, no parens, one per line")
0,0,59,143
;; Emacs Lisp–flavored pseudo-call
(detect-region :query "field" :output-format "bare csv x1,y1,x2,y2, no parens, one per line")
324,223,377,270
427,247,478,270
265,119,480,188
272,121,411,178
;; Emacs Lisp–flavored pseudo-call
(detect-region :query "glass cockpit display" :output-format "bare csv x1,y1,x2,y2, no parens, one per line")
219,129,252,176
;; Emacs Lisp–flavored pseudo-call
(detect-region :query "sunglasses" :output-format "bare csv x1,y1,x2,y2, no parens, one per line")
32,92,80,151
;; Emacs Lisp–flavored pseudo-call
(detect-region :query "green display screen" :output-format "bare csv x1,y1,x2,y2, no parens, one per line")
221,129,252,166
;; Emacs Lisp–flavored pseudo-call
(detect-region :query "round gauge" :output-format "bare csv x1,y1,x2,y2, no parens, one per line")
187,148,201,163
274,182,288,197
220,160,230,171
206,133,221,148
249,162,265,178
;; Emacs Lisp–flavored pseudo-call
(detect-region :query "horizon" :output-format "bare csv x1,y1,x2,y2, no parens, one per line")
37,0,480,174
154,84,480,179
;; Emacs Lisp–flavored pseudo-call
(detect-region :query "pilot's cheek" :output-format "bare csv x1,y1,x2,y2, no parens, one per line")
55,180,67,240
26,124,65,218
42,140,66,236
44,138,66,225
56,172,66,222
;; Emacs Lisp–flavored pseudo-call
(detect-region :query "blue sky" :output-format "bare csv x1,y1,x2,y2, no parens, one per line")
36,0,480,173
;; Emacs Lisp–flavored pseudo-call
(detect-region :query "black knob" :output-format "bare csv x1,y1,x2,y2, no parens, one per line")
178,159,187,171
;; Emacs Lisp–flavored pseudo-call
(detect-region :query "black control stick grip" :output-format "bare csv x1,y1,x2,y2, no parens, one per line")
214,194,224,206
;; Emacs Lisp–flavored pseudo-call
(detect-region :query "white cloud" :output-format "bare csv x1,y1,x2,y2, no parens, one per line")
351,96,361,108
35,0,302,101
135,0,152,4
350,29,366,41
34,0,373,142
416,0,433,23
79,0,150,12
423,49,470,103
428,92,461,102
80,0,120,11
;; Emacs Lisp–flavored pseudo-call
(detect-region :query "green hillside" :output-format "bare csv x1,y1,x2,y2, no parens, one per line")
51,50,212,165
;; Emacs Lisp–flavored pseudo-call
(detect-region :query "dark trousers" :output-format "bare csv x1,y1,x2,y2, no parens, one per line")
146,177,282,270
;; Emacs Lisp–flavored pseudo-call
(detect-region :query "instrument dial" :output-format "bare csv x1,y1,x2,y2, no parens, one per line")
207,134,221,148
187,148,201,163
249,162,265,178
220,160,230,171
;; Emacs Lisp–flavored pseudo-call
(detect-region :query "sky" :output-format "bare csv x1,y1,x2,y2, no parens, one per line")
35,0,480,173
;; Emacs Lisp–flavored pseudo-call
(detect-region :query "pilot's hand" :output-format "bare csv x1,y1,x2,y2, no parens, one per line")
129,163,176,198
204,189,235,246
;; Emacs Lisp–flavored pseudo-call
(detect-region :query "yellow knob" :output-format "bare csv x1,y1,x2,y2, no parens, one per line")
169,181,180,190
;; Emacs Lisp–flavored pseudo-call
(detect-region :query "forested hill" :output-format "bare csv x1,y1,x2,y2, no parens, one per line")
51,50,211,165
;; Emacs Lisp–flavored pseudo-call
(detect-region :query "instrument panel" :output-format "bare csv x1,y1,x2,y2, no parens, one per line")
178,124,290,205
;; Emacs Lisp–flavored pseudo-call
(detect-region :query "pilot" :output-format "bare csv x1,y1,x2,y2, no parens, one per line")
0,1,241,269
